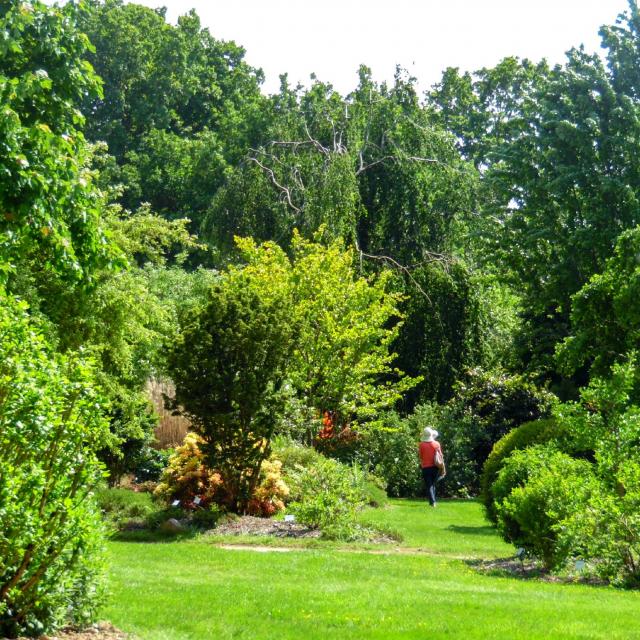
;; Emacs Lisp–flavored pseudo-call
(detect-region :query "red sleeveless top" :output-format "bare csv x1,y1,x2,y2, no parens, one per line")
419,441,441,468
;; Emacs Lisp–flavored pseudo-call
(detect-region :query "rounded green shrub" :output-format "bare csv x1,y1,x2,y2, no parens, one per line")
493,446,597,569
481,418,570,521
0,295,109,637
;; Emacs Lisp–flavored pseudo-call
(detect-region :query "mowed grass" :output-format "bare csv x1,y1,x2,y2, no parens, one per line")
358,498,514,557
104,500,640,639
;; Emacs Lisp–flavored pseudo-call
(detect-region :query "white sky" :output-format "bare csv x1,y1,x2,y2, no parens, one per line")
131,1,629,96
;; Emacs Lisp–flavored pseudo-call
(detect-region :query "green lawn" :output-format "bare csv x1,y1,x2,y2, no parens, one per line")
104,500,640,639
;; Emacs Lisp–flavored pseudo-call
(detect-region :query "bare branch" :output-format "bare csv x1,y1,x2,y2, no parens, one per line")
249,156,301,214
355,155,397,175
304,122,330,155
358,250,433,304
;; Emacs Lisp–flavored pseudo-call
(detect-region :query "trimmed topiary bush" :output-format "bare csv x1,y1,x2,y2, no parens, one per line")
0,295,109,637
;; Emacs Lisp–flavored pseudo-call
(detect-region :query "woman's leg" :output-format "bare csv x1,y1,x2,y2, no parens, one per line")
421,467,438,506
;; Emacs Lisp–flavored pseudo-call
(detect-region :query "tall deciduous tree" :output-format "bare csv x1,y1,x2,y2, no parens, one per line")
0,0,112,288
79,0,267,233
428,2,640,385
558,226,640,396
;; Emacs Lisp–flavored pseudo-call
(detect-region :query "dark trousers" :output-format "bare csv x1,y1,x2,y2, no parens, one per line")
421,466,439,505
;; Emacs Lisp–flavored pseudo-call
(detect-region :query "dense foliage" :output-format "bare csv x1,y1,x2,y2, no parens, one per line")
493,446,597,569
0,293,109,637
431,371,555,495
488,358,640,585
6,3,640,630
0,0,111,289
480,419,575,521
166,256,294,513
167,234,417,511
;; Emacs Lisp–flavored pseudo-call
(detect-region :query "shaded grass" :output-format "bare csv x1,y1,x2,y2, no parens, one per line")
103,500,640,639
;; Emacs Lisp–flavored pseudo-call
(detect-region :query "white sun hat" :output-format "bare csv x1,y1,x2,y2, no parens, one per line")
421,427,439,442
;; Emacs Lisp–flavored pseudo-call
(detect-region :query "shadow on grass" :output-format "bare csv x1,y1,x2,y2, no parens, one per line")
465,557,606,587
109,528,199,543
465,556,545,580
447,525,496,536
392,498,479,508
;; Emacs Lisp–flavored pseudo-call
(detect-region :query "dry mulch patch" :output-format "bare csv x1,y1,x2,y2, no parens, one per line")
208,515,401,546
470,557,606,586
11,622,130,640
209,515,322,539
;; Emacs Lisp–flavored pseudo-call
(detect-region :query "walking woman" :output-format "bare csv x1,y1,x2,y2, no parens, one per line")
419,427,444,507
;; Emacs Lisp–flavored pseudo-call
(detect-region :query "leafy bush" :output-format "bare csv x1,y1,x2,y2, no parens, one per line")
355,412,423,498
96,487,156,531
246,460,289,517
363,478,389,508
493,446,596,569
0,295,109,637
133,446,173,483
190,504,224,530
562,460,640,587
156,433,288,516
435,371,555,495
144,506,187,531
271,437,326,478
154,433,224,509
286,458,369,540
481,418,576,521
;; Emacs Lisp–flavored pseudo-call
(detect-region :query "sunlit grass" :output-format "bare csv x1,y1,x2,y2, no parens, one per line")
103,500,640,639
358,498,514,557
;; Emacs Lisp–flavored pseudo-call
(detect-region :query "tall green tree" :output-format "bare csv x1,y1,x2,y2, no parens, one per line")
203,70,483,402
558,226,640,397
428,2,640,384
79,0,267,232
0,0,113,288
